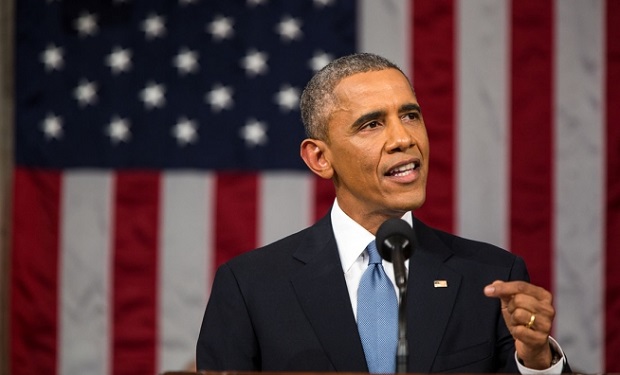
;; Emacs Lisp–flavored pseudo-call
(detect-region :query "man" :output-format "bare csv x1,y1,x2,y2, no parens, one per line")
196,53,569,373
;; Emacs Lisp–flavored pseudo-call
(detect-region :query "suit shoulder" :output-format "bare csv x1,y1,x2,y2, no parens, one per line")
225,214,333,270
420,220,521,267
227,225,310,267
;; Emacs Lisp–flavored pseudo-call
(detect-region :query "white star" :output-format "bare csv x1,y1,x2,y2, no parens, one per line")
140,82,166,109
308,51,333,72
239,118,268,147
207,15,234,41
142,14,166,39
106,116,131,144
274,85,300,112
205,84,234,112
106,47,132,74
41,113,63,140
172,117,199,145
41,44,64,71
313,0,334,7
275,16,303,42
74,12,99,37
247,0,267,6
173,48,199,75
74,79,98,106
240,49,268,77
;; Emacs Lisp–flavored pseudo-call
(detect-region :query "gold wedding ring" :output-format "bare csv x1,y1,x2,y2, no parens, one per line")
525,313,536,329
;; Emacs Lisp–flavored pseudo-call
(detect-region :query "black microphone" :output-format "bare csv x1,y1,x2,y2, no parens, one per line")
375,218,415,287
375,218,416,374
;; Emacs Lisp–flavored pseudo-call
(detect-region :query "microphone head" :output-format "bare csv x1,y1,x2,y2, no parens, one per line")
375,218,416,262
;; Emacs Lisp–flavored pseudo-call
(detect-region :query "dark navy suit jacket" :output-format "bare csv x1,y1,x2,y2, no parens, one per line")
197,214,565,372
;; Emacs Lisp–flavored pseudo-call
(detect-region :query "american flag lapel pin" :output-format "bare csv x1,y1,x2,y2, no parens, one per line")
434,280,448,288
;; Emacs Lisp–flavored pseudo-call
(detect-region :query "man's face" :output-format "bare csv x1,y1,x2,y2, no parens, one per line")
323,68,429,228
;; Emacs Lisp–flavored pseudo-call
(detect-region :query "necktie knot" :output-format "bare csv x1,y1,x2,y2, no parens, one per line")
366,241,382,264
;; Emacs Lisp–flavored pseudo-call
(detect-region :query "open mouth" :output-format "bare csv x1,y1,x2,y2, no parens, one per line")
386,161,420,177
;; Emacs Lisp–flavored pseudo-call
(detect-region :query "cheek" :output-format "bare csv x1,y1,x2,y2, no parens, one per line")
333,151,375,184
327,137,381,177
351,147,380,175
418,128,430,156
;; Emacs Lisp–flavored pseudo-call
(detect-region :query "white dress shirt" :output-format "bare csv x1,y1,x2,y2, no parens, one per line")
331,199,411,321
329,199,565,373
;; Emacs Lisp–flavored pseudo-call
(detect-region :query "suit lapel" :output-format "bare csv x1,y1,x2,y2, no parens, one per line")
407,219,462,373
289,216,368,372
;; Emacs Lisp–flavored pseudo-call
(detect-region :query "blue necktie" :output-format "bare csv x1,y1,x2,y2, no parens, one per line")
357,240,398,373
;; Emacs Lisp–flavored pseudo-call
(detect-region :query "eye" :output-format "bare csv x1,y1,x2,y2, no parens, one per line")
362,120,381,130
402,112,420,122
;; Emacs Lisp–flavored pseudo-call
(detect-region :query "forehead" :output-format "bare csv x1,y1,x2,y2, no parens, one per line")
331,69,417,111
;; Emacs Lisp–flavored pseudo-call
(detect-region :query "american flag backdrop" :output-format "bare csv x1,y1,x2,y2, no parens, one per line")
8,0,620,374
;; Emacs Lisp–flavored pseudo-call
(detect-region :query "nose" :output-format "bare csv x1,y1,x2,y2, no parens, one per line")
385,120,414,153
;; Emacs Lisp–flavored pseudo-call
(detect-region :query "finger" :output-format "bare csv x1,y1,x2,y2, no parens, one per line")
507,307,553,337
484,280,514,307
504,293,536,313
511,323,551,348
510,308,535,327
504,294,554,330
510,311,550,340
484,280,553,304
505,293,554,316
506,310,550,347
507,294,555,329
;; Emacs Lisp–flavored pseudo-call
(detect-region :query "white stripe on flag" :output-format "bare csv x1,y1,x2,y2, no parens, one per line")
456,0,509,249
554,0,605,371
358,0,411,76
260,172,313,246
59,171,112,375
159,172,214,372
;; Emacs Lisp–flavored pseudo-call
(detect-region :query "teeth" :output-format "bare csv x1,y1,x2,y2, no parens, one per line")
389,162,416,176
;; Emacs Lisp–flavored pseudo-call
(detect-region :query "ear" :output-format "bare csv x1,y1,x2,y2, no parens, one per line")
300,138,334,179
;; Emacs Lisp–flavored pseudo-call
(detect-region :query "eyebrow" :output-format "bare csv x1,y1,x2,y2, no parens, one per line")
351,110,385,130
350,103,422,130
400,103,422,113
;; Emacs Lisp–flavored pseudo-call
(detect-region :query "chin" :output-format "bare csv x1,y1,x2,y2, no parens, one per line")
400,193,426,212
386,197,425,215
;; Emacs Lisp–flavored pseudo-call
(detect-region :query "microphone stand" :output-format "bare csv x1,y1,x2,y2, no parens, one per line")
391,246,408,374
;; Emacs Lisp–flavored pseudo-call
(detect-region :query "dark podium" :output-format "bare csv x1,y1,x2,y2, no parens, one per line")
163,373,601,375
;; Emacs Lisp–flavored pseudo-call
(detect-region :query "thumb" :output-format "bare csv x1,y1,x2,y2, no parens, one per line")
484,280,512,325
483,280,505,298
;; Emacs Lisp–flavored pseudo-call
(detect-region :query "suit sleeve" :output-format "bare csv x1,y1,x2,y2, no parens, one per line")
196,263,260,371
493,255,530,373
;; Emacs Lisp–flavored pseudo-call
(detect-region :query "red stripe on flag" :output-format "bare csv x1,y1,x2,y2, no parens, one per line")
9,169,61,375
313,176,335,221
606,0,620,370
215,172,258,267
112,172,160,375
509,0,554,291
412,0,456,233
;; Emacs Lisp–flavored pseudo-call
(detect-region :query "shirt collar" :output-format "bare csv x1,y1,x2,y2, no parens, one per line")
330,199,413,273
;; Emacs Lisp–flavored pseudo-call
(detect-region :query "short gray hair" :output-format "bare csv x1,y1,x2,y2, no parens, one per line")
299,53,408,141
